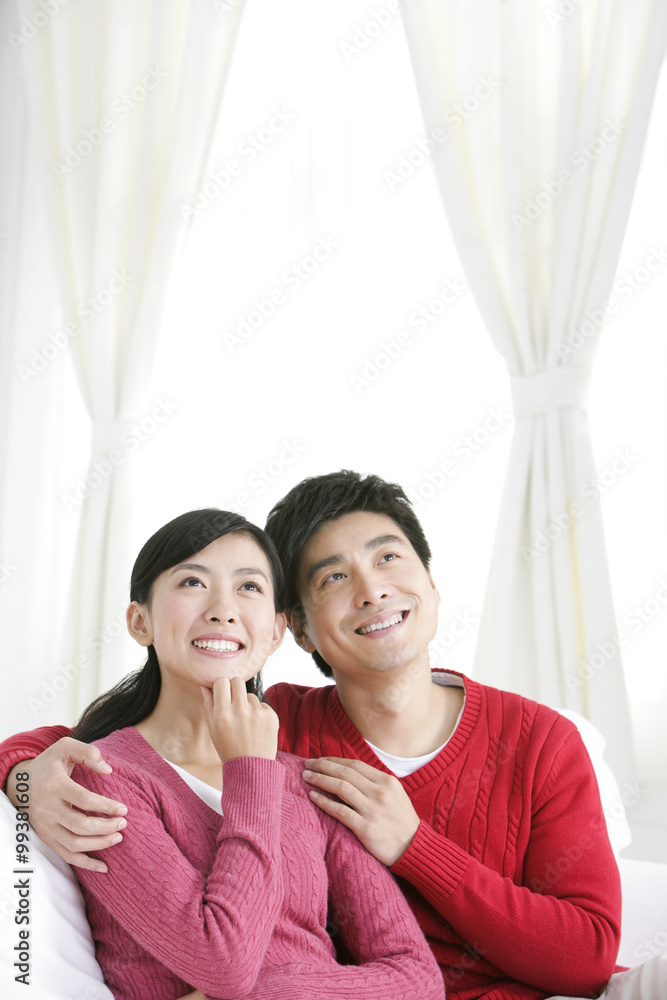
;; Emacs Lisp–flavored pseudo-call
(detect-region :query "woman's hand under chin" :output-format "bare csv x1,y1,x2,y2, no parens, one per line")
201,675,279,763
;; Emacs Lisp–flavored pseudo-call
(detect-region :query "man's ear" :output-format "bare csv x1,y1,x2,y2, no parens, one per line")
127,602,154,647
428,573,441,608
285,610,316,654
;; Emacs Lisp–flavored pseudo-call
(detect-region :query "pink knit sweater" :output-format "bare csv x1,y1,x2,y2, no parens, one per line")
70,728,443,1000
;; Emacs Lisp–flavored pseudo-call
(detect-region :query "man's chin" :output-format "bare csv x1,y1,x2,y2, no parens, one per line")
333,653,419,677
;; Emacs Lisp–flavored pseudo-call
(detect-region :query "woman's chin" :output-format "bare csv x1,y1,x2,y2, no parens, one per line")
199,663,258,685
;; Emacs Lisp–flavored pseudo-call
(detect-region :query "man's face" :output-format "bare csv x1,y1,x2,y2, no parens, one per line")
294,510,440,678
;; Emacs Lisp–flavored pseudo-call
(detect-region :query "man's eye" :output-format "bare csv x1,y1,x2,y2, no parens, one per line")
323,572,345,586
380,552,397,563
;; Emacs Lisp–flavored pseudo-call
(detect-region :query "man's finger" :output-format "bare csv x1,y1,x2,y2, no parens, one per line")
57,846,109,874
55,824,124,857
306,788,365,833
302,769,370,812
51,738,114,774
304,756,386,781
302,758,378,795
52,805,126,838
63,779,128,817
77,749,113,774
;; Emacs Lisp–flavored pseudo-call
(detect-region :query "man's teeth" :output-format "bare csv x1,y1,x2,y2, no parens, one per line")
193,639,241,652
358,613,404,635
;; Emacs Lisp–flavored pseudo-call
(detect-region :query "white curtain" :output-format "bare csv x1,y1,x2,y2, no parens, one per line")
401,0,667,783
6,0,246,711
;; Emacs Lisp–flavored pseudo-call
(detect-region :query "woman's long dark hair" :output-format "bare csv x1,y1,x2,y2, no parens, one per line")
71,509,284,743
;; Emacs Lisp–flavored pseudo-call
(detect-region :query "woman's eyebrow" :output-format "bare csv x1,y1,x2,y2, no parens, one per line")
233,567,269,580
168,563,269,581
169,562,209,576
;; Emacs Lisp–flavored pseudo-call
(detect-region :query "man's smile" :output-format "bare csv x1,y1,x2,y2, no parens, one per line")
355,610,408,636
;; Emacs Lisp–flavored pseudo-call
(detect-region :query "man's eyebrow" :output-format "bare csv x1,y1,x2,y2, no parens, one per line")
305,555,342,585
366,534,405,551
305,535,406,585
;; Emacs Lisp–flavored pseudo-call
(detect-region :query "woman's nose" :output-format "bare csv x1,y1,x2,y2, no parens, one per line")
205,590,237,623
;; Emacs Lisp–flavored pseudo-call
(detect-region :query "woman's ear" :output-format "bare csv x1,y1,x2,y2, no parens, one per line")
285,610,316,653
127,602,153,647
271,612,287,651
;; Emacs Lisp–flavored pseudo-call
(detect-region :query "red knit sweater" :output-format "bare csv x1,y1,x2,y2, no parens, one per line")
68,728,444,1000
0,670,622,1000
262,671,622,1000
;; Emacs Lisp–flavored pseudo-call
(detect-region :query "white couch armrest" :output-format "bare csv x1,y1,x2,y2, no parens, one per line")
0,790,114,1000
616,858,667,968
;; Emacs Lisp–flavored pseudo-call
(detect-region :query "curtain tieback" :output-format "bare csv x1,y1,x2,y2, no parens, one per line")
510,366,592,419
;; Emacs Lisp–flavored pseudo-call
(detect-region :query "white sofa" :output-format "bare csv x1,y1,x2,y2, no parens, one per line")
556,709,667,967
0,787,114,1000
0,714,665,997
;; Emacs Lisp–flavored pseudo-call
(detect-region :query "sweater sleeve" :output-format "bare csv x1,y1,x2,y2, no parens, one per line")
233,813,445,1000
391,728,621,998
312,814,445,999
74,755,286,998
0,725,71,789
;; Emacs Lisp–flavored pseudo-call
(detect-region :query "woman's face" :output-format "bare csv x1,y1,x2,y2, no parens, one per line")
127,532,285,690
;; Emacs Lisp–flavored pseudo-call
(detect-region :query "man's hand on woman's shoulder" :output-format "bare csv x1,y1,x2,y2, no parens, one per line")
6,736,128,872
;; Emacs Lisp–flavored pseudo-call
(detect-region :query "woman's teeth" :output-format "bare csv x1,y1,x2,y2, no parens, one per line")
193,639,241,651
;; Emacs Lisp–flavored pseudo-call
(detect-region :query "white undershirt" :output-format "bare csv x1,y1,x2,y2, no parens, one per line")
164,759,223,814
162,673,465,793
365,673,465,778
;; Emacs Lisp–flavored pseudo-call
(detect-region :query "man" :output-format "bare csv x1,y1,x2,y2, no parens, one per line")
1,472,662,998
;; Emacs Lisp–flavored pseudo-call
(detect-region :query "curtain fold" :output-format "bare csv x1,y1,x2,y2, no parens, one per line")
11,0,247,708
401,0,667,782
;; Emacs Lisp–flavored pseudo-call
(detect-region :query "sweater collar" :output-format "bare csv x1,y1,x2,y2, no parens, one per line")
102,725,224,827
327,669,482,790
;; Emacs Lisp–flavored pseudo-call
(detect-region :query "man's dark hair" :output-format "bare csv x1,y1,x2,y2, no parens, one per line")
265,470,432,677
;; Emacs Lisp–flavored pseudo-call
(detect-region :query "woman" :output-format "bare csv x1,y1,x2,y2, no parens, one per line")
66,508,443,1000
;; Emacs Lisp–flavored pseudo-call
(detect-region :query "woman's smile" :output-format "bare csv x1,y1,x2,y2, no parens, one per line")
192,633,244,655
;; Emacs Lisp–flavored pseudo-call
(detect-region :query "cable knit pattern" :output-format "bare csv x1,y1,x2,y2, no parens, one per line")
263,671,622,1000
0,670,623,999
63,728,443,1000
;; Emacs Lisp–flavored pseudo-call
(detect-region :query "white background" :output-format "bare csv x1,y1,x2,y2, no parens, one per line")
1,1,665,833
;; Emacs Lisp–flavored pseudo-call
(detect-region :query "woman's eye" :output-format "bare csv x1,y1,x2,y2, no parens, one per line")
241,581,263,593
180,577,204,588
